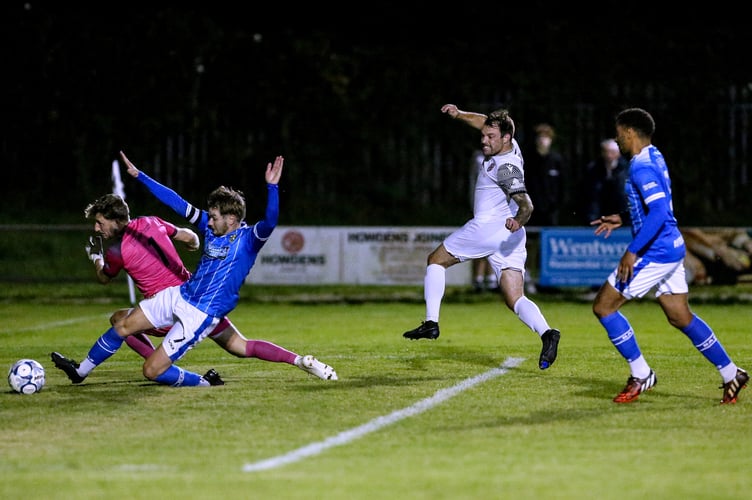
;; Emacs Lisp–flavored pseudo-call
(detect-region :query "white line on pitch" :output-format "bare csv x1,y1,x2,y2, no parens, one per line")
0,315,108,335
242,356,525,473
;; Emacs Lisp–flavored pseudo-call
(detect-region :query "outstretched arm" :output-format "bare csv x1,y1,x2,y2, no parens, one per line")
441,104,487,130
256,156,284,239
119,150,205,227
120,150,140,179
265,155,283,185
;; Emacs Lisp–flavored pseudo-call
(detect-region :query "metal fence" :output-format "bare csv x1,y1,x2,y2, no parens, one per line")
129,83,751,228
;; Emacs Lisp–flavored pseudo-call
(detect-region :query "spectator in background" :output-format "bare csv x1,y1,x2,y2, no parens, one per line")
582,138,630,226
524,123,565,226
472,255,500,294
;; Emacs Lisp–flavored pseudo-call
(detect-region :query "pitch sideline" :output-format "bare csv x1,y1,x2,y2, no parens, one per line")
242,356,526,472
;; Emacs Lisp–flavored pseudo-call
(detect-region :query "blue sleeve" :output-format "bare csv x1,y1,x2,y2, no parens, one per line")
254,184,279,239
135,171,207,228
627,168,670,255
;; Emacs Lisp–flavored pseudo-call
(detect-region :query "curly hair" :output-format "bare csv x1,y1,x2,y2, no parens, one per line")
84,194,129,222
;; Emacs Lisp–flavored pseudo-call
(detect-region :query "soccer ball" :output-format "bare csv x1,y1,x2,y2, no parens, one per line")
8,359,45,395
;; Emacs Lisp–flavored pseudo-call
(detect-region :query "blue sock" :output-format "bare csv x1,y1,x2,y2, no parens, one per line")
153,365,206,387
600,311,642,362
85,327,124,366
681,315,731,370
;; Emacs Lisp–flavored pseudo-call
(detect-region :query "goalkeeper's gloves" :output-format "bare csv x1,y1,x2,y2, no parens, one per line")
85,235,104,265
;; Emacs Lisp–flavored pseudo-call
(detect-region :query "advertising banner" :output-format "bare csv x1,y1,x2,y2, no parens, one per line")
539,227,631,287
247,226,470,285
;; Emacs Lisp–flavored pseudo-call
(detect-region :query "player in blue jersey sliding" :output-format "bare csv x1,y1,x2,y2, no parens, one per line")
50,189,337,385
66,152,336,387
591,108,747,404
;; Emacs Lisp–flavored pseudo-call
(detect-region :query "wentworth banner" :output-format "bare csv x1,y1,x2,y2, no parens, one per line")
539,228,631,287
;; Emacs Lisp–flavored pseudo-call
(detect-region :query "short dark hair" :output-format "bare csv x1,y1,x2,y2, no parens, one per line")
208,186,246,220
615,108,655,138
84,194,129,221
485,108,515,137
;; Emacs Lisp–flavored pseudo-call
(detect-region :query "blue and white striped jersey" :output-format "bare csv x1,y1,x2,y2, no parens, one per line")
625,144,685,263
135,171,279,317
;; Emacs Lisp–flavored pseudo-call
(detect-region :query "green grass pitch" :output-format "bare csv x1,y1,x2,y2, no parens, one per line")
1,284,751,499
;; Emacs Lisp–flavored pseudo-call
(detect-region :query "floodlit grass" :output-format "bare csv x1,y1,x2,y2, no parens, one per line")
1,284,751,499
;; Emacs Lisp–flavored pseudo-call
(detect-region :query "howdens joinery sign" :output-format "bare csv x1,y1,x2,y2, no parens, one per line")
247,226,633,287
246,226,470,285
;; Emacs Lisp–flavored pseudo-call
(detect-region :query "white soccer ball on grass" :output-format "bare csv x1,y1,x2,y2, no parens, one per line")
8,359,45,395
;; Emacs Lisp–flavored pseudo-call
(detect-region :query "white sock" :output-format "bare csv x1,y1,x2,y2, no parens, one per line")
513,296,550,335
719,363,739,383
424,264,445,322
78,358,97,377
629,355,652,379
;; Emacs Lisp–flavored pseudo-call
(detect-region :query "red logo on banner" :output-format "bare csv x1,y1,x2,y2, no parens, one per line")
281,230,305,254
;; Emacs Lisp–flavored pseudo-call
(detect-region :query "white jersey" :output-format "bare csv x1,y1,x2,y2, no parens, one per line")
473,138,526,222
444,139,528,272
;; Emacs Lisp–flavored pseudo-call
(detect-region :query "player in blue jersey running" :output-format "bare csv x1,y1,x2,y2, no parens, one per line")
71,152,335,387
591,108,747,404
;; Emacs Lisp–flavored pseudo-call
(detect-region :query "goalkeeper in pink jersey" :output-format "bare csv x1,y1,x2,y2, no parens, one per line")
51,190,337,386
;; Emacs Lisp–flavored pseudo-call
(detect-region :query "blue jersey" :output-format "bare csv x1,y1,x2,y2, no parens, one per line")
135,171,279,317
624,145,685,263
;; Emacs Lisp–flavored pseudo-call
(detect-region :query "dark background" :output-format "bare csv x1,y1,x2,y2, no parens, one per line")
2,3,751,227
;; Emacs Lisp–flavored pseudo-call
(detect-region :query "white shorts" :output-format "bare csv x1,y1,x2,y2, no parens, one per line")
443,218,527,277
608,258,688,300
139,285,221,362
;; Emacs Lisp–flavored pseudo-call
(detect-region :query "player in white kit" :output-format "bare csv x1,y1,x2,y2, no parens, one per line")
402,105,561,371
